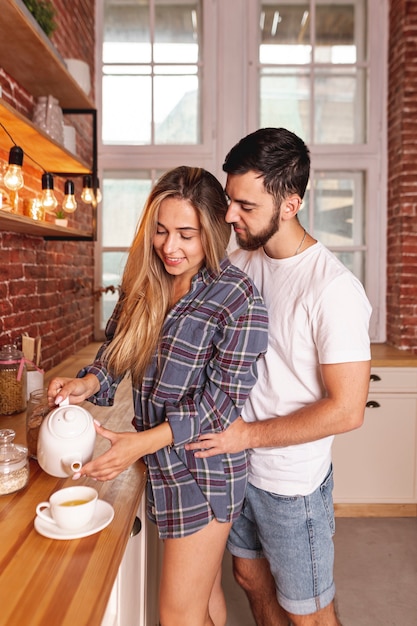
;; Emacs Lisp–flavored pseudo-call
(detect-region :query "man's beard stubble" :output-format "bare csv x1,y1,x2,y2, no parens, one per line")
235,207,280,251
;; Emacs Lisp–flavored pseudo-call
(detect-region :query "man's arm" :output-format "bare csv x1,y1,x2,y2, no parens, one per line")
185,360,371,457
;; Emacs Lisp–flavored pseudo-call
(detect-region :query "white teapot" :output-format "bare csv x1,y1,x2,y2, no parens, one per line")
37,402,96,478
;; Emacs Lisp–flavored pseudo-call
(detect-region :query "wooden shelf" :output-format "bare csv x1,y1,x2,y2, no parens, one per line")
0,99,91,174
0,0,95,110
0,210,93,240
0,0,97,241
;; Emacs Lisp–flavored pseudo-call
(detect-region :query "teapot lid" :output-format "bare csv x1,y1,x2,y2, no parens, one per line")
48,405,92,439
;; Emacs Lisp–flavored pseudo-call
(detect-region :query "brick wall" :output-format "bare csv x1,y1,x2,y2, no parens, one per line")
0,0,96,371
387,0,417,352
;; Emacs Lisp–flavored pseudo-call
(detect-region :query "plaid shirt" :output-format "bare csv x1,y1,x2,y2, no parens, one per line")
80,258,268,538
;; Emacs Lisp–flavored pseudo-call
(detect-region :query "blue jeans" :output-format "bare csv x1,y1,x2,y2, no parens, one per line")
227,466,336,615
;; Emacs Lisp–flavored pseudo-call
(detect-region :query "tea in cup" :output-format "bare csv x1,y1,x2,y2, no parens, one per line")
36,486,98,530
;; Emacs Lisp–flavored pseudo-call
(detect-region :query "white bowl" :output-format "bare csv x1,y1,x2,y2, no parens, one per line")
65,58,91,95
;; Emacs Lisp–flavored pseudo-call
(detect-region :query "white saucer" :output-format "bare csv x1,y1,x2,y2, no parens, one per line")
34,500,114,540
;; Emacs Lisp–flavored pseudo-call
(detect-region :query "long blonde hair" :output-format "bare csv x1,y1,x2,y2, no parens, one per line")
104,166,231,382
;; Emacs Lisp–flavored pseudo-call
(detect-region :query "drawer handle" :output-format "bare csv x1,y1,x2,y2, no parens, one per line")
366,400,380,409
369,374,381,382
130,516,142,537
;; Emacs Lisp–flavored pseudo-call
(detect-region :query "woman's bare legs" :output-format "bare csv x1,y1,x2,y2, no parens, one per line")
208,566,227,626
159,519,232,626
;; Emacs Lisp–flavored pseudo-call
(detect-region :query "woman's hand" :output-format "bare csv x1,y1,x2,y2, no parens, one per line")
74,421,146,482
47,374,100,407
74,420,174,482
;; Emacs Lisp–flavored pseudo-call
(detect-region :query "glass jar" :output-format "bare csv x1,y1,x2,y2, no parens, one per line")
0,345,27,415
0,429,29,495
26,388,51,459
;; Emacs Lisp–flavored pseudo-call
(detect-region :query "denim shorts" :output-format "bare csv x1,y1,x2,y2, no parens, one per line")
227,466,336,615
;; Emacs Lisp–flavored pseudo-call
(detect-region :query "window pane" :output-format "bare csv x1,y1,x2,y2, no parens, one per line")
154,74,199,143
101,251,127,328
103,1,150,63
315,2,366,64
260,3,311,64
314,68,366,143
102,176,152,247
155,1,200,63
102,74,152,144
313,173,365,247
260,69,310,141
333,250,365,284
298,187,310,230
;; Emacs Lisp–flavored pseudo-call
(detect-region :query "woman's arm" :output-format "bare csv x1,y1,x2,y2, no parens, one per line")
75,420,173,481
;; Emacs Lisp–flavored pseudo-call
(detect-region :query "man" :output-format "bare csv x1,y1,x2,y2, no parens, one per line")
186,128,372,625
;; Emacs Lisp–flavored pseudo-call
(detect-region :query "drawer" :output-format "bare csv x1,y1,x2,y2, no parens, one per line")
369,368,417,393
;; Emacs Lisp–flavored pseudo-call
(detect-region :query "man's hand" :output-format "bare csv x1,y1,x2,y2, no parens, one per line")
185,417,250,458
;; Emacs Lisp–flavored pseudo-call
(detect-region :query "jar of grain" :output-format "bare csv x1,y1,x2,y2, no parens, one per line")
0,345,27,415
0,429,29,495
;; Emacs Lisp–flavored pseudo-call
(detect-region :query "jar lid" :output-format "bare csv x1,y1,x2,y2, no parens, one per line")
0,429,28,470
0,344,24,362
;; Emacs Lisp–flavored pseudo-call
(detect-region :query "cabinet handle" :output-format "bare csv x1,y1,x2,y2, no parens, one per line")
366,400,380,409
130,516,142,537
369,374,381,382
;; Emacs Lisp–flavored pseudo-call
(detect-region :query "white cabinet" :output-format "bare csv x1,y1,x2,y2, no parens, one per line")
102,498,161,626
333,368,417,504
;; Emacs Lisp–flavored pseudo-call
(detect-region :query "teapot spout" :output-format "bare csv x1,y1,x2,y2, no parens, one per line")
62,456,83,475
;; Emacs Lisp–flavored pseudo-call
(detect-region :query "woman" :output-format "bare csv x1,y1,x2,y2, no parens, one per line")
47,166,268,626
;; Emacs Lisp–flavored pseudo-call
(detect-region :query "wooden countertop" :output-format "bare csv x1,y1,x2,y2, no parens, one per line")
0,344,147,626
371,343,417,367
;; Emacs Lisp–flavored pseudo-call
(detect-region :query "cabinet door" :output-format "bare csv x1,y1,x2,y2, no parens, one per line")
101,499,147,626
101,498,161,626
332,395,417,503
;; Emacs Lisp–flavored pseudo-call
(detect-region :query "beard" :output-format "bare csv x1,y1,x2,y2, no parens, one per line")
235,207,280,251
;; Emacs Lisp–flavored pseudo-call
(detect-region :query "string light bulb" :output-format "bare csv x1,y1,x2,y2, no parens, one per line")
81,174,94,204
95,177,102,205
40,172,58,213
4,146,24,191
62,179,77,213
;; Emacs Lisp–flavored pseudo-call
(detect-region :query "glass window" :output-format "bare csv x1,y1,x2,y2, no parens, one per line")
259,0,367,145
100,172,153,328
96,0,386,341
99,170,169,330
102,0,202,145
300,171,365,281
102,174,152,247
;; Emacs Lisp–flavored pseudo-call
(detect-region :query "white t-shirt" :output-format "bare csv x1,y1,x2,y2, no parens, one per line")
230,242,372,496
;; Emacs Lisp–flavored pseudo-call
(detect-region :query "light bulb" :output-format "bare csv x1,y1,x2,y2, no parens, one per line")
4,146,24,191
62,180,77,213
40,172,58,214
95,177,102,204
81,174,94,204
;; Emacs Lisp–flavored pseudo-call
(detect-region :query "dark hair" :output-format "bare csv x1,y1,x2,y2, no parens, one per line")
223,128,310,205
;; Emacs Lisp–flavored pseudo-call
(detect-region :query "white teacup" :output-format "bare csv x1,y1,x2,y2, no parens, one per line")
36,486,98,530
